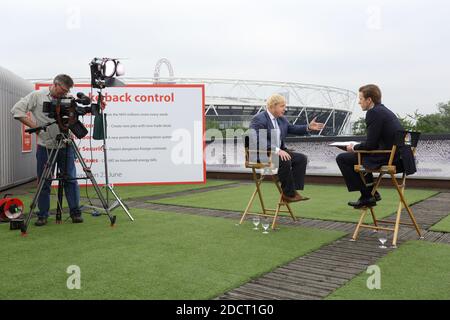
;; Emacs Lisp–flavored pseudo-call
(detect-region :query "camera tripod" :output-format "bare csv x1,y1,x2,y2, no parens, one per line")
21,131,122,234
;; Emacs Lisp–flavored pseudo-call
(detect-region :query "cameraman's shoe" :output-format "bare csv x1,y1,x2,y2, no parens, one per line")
34,217,48,227
71,214,84,224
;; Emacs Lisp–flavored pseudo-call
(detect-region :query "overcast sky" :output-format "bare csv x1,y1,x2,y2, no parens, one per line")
1,0,449,119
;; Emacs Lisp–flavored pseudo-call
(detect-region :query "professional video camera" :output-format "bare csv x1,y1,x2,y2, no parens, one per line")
42,93,100,139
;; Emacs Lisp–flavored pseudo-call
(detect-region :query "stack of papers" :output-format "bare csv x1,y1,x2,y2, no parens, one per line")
329,141,360,151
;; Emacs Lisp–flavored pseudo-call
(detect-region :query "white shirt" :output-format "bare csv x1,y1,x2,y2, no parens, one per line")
267,110,281,154
11,88,63,148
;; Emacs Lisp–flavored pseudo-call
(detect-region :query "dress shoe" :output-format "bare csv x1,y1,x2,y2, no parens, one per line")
71,214,84,223
373,191,381,202
294,191,310,201
282,192,309,203
348,196,377,209
34,217,48,227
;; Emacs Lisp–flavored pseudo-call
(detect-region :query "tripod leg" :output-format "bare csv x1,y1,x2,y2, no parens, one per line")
107,185,134,221
56,174,64,224
22,145,62,234
69,139,116,226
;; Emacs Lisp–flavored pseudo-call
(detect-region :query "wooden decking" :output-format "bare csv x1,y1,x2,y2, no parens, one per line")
131,188,450,300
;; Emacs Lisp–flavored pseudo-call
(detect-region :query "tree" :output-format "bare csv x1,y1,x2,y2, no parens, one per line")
396,110,423,131
396,114,416,131
416,102,450,133
351,101,450,135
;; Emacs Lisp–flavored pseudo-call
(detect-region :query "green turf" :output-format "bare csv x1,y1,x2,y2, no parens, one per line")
0,209,344,299
326,240,450,300
8,179,238,220
26,179,238,201
150,183,438,223
430,215,450,232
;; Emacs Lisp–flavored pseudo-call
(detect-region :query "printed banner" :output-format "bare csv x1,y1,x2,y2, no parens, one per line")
36,83,205,186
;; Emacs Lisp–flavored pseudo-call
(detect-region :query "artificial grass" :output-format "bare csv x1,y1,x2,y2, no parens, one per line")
430,215,450,233
0,208,344,299
326,240,450,300
5,179,237,222
150,183,438,223
27,179,238,201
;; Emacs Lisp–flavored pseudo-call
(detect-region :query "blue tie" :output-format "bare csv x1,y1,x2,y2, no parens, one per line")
273,118,280,148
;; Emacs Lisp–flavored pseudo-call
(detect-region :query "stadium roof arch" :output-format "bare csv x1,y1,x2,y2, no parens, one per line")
29,77,356,136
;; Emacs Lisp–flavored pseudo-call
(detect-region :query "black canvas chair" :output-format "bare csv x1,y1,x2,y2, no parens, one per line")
351,130,423,247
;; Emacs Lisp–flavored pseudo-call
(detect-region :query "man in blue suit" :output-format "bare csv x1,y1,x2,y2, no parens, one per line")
336,84,415,208
249,94,325,202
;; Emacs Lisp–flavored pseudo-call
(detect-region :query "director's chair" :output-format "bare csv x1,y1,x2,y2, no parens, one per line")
239,137,296,230
351,130,423,247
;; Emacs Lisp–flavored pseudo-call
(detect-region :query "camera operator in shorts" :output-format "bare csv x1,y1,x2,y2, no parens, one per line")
11,74,83,226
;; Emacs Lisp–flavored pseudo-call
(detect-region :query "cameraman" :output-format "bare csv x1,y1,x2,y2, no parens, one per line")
11,74,83,226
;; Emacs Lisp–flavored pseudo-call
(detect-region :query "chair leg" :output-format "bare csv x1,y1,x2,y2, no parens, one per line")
404,205,423,238
372,174,383,199
369,207,378,228
352,208,367,241
391,174,422,238
271,195,282,230
273,175,296,222
272,175,283,195
391,196,403,248
240,187,258,225
353,172,378,239
240,168,264,225
400,175,422,238
285,202,296,222
241,170,301,229
254,169,268,215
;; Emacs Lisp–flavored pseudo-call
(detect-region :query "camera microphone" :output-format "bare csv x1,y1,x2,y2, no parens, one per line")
76,92,91,105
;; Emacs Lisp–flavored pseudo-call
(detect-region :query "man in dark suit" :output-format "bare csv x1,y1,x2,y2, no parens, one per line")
249,94,324,202
336,84,414,208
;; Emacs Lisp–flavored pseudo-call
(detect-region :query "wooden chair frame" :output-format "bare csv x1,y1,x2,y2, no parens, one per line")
239,147,296,230
351,131,423,247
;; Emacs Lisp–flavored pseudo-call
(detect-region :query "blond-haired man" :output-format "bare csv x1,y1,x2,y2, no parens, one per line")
249,94,324,202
